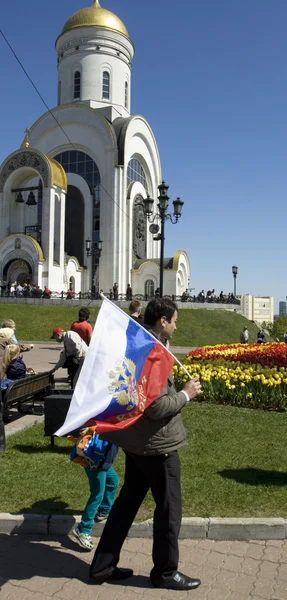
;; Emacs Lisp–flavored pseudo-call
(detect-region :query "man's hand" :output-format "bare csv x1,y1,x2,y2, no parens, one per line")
183,378,202,400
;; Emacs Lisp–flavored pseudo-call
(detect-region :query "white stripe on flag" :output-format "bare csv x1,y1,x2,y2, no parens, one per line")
55,298,129,436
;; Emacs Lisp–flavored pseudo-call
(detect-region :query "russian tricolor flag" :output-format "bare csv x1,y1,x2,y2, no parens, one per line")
55,297,174,437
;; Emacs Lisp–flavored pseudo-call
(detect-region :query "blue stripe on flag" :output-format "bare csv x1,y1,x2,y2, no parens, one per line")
94,319,155,421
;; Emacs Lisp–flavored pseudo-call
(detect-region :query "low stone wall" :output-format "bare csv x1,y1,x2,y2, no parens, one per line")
0,297,241,312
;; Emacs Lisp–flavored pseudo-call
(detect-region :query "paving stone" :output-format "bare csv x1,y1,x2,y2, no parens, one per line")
259,560,279,579
272,582,287,599
230,573,255,595
206,584,231,599
221,554,243,573
252,576,275,598
245,543,266,560
267,540,285,548
229,540,250,556
181,548,210,567
264,547,283,563
0,583,36,600
207,540,231,554
277,564,287,582
241,557,261,576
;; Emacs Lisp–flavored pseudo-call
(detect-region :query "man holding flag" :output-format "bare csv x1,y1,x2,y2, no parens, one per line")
87,298,202,590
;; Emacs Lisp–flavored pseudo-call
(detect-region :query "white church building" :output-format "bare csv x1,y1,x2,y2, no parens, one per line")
0,0,190,297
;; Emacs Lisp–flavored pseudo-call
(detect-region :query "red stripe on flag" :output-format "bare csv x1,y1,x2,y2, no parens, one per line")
86,341,174,434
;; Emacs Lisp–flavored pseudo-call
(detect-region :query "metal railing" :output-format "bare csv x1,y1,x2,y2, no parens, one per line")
0,288,241,305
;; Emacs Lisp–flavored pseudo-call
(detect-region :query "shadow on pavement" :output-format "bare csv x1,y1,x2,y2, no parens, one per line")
0,533,89,587
219,467,287,486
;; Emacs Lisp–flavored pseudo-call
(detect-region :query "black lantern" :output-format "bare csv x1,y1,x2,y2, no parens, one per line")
173,197,184,221
143,194,154,217
232,265,238,296
85,238,92,255
85,239,103,258
157,181,170,212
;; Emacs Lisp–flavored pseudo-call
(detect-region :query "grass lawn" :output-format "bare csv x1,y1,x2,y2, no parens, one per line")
0,303,268,347
2,402,287,518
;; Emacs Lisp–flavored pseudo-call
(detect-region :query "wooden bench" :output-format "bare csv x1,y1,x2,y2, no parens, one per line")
2,372,54,417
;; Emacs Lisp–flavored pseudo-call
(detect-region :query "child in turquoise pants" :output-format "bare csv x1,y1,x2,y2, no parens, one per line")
73,443,119,550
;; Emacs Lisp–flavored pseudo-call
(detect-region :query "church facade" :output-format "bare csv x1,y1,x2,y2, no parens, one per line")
0,0,190,297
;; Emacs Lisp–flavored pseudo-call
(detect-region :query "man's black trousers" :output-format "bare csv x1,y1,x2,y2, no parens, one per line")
90,450,182,580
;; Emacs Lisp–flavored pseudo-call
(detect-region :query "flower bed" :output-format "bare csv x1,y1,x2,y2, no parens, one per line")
173,343,287,410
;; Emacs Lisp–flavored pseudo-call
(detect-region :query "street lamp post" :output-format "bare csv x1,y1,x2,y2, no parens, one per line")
232,265,238,297
85,239,103,297
143,182,184,298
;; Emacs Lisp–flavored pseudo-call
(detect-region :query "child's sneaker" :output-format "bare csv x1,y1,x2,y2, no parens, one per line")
95,512,108,522
72,525,94,550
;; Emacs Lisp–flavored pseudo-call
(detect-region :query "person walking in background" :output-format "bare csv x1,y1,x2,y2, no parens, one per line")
129,300,143,323
71,308,93,346
66,288,74,300
70,426,119,551
126,284,132,301
89,298,202,590
240,326,249,344
257,330,265,344
113,283,118,300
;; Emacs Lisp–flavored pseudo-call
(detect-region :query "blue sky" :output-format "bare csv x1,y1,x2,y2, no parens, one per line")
1,0,286,312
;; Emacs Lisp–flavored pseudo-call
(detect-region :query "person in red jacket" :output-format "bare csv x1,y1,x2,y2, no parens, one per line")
70,308,93,346
43,286,52,299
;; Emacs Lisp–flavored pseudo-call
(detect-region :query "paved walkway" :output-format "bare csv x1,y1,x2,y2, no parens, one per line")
1,536,287,599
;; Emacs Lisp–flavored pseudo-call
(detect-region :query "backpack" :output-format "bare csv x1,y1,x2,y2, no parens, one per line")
68,426,108,470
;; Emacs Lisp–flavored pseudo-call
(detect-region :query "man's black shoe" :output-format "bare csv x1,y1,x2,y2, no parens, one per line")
90,567,133,584
151,571,201,590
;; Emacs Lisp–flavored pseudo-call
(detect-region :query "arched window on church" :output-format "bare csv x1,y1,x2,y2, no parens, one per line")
145,280,155,298
54,150,101,273
125,81,128,109
127,158,148,191
74,71,81,100
102,71,110,99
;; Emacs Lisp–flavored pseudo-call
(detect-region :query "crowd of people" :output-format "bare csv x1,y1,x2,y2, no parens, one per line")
181,288,239,304
0,281,77,300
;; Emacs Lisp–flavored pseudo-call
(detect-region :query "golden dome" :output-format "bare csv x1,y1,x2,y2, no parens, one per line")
62,0,129,38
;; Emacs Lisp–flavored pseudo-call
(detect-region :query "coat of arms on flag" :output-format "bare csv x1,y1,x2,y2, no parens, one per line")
109,357,139,411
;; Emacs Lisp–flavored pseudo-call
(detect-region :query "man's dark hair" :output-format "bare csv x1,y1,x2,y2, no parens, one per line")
78,307,90,322
144,298,177,327
129,300,141,314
